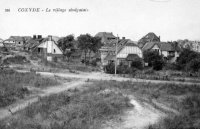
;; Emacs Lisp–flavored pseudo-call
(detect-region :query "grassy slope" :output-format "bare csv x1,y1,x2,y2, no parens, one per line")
92,81,200,129
0,83,131,129
0,69,60,107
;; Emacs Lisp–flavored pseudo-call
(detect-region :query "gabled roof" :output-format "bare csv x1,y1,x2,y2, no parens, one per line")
142,42,175,51
9,36,24,41
95,32,116,39
101,39,139,53
24,38,40,49
138,32,160,48
95,32,116,43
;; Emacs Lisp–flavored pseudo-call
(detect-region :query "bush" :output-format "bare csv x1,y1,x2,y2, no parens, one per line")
104,62,115,74
3,55,29,64
152,59,164,70
185,58,200,72
131,59,143,70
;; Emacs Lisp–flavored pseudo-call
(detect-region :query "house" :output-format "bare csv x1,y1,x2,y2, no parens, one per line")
95,32,116,44
142,42,180,63
100,37,143,66
3,36,31,50
138,32,160,49
34,35,63,61
23,35,44,51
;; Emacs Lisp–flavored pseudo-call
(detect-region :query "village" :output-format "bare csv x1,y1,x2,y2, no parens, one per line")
1,31,200,129
1,0,200,128
0,32,200,72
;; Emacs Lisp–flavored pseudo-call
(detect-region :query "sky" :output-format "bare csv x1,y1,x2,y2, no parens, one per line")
0,0,200,41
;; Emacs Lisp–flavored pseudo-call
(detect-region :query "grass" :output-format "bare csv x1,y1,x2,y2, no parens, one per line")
0,69,60,107
90,81,200,129
1,80,200,128
3,55,30,64
0,83,131,129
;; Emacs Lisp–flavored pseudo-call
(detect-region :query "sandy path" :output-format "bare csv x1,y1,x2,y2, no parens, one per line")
103,95,166,129
31,71,200,85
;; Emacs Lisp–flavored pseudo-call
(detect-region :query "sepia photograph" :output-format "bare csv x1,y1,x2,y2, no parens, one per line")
0,0,200,128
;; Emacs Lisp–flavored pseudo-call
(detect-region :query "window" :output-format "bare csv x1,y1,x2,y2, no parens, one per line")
54,49,56,53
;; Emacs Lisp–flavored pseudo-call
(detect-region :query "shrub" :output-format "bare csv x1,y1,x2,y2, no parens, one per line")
104,62,115,74
152,59,164,70
3,55,29,64
131,59,143,70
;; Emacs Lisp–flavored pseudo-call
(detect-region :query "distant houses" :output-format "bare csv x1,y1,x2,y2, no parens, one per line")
1,32,200,65
100,37,142,67
138,32,160,49
3,36,31,50
95,32,116,44
142,41,181,63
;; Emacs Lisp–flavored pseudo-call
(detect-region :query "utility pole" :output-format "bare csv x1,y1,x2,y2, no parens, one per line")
115,34,118,76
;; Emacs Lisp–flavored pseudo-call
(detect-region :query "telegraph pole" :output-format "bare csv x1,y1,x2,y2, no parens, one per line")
115,35,118,76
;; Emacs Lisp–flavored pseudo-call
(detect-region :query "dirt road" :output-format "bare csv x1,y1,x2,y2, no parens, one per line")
34,71,200,85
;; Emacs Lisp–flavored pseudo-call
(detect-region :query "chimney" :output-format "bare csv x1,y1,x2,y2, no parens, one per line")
122,37,125,40
38,35,42,39
33,35,36,39
158,36,161,41
48,35,52,41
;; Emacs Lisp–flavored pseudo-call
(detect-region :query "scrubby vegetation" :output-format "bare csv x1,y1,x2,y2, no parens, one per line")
3,55,29,64
0,69,60,107
89,81,200,129
0,83,131,129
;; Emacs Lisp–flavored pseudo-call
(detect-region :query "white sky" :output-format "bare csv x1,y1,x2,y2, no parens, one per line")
0,0,200,41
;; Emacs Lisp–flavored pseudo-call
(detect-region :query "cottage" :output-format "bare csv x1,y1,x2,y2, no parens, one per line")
95,32,116,44
138,32,160,49
100,37,142,66
34,35,63,61
142,42,180,63
3,36,29,50
23,35,44,51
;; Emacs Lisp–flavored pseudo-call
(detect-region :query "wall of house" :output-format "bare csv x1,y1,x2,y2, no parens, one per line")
117,46,142,59
162,51,168,57
151,44,162,55
38,41,62,55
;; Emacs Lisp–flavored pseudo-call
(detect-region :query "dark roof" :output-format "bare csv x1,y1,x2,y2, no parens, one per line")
95,32,116,38
101,39,139,53
9,36,24,41
95,32,116,43
138,32,160,48
142,42,175,51
24,39,40,49
126,54,140,61
104,55,115,61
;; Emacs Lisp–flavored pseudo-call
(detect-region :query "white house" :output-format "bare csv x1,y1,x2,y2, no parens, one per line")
36,35,63,61
100,38,143,66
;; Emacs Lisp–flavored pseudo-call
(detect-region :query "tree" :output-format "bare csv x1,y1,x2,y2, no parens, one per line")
176,48,200,71
77,34,102,64
143,50,164,70
58,35,75,61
